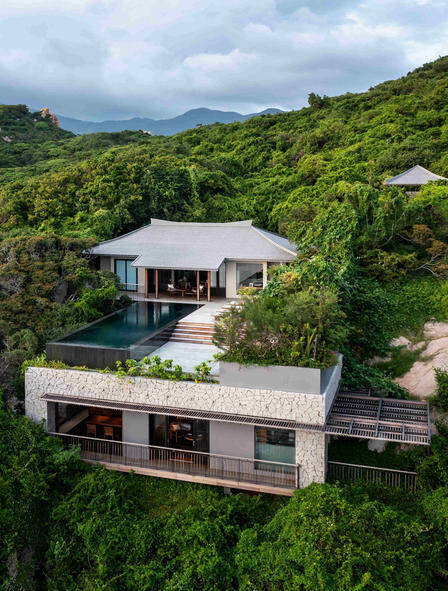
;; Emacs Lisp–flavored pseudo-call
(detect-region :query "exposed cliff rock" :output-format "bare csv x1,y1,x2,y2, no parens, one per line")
395,322,448,399
38,107,60,128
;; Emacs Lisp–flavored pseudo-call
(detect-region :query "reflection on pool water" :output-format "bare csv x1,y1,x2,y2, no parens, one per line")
59,302,197,349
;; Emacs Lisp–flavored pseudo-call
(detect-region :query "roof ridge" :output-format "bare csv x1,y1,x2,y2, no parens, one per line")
88,221,153,248
252,226,296,256
151,218,253,227
384,164,448,185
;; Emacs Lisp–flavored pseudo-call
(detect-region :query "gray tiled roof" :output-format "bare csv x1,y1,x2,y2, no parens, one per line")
384,165,448,186
90,219,296,270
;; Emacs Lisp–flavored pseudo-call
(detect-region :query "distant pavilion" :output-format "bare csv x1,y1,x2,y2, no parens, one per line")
384,165,447,195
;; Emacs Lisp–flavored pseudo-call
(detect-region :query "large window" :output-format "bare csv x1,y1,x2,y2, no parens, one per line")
255,427,295,466
150,414,209,452
115,259,137,291
236,263,263,290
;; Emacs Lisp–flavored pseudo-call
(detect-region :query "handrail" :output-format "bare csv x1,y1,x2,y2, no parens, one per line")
327,460,417,492
50,431,298,490
48,432,295,467
327,461,416,476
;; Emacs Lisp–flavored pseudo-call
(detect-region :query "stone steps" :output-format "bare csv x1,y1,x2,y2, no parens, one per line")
169,320,215,344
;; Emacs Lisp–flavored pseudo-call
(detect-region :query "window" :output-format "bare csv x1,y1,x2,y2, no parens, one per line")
150,414,209,452
114,259,137,291
236,263,263,290
255,427,295,468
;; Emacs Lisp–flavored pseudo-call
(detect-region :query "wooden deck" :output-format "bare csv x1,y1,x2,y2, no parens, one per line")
84,459,295,496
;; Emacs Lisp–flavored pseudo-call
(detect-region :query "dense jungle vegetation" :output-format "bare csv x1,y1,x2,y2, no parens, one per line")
2,404,448,590
2,56,448,589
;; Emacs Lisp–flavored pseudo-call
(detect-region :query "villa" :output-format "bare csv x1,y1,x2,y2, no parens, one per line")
384,164,447,196
25,219,431,495
91,218,297,301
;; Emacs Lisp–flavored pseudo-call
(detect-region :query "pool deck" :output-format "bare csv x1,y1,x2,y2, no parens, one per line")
145,298,233,375
149,342,220,375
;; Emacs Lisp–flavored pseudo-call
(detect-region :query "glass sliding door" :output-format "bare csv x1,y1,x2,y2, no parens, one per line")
255,427,295,470
114,259,137,291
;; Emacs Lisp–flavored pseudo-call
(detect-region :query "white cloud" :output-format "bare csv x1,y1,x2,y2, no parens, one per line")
0,0,446,119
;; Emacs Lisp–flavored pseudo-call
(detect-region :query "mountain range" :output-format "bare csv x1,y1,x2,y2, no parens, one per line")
55,107,283,135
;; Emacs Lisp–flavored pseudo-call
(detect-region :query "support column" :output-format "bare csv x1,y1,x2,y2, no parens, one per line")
196,271,200,302
155,269,159,299
47,402,58,432
145,269,149,298
262,262,268,289
207,271,211,301
295,430,326,488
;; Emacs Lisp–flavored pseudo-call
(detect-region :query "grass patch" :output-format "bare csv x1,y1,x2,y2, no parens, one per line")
374,346,422,378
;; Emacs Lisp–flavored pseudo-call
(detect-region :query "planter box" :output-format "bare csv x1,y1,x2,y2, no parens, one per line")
219,355,342,396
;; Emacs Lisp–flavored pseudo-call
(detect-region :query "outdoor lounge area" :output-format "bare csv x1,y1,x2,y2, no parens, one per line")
150,269,213,301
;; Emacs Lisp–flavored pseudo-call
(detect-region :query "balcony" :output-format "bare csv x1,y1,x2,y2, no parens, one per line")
51,432,299,496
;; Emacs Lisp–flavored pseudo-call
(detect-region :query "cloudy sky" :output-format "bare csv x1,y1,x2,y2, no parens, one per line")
0,0,447,121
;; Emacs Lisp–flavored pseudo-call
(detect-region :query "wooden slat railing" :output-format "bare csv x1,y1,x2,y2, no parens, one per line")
50,432,298,490
327,461,417,492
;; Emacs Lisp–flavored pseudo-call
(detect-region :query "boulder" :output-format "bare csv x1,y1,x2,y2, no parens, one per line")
394,324,448,398
367,439,387,453
390,336,411,348
424,321,448,340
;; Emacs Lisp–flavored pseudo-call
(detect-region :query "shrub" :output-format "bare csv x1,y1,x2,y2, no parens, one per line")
236,484,443,591
214,288,346,368
432,368,448,411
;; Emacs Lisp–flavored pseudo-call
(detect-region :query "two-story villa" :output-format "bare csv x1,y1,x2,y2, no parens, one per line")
25,220,431,495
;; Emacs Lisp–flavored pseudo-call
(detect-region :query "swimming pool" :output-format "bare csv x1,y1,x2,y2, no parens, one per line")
47,302,198,368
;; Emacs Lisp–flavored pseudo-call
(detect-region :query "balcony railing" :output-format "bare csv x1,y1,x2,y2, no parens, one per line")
50,432,298,490
118,282,141,292
327,461,417,492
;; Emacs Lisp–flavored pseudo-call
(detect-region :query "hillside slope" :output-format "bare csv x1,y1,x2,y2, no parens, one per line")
1,56,448,405
0,104,73,168
1,56,447,237
0,105,159,183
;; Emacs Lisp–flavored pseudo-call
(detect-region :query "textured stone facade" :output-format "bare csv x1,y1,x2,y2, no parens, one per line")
295,431,327,487
25,366,328,488
25,367,326,426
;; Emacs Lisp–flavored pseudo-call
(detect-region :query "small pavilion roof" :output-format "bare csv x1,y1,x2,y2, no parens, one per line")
384,165,448,186
90,219,296,271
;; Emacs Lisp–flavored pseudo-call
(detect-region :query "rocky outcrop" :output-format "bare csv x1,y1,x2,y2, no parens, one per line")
395,322,448,399
38,107,60,128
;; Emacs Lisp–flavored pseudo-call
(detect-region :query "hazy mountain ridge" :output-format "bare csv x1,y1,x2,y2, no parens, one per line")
56,107,284,135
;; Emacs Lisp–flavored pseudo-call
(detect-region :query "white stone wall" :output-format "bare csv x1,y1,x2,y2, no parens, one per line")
209,421,254,458
26,367,329,488
25,371,48,424
225,261,237,298
295,431,327,487
25,367,326,425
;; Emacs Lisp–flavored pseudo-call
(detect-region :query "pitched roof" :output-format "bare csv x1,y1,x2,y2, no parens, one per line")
384,165,448,186
90,219,296,270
